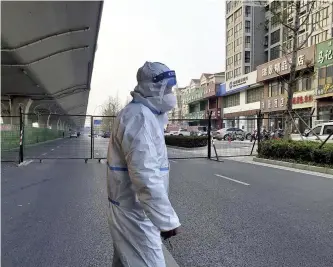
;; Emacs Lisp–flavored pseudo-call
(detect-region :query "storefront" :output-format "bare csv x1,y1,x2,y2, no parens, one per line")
257,45,316,131
218,71,262,131
315,39,333,122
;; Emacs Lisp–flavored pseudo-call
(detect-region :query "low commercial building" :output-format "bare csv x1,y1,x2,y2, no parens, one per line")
314,39,333,124
256,45,316,132
218,70,263,133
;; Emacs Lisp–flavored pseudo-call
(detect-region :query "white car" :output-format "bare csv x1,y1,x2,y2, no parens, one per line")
170,129,191,136
293,122,333,142
70,132,78,138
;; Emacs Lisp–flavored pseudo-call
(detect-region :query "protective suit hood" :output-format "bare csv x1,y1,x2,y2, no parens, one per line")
130,62,177,115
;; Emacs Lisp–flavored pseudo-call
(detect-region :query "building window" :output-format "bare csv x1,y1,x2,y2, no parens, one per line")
226,43,233,57
270,45,280,60
311,30,328,45
226,1,233,14
271,13,281,28
227,15,233,28
245,20,251,33
227,29,233,43
298,33,308,48
295,76,312,92
245,36,251,49
245,66,251,74
270,29,280,45
234,22,242,37
268,81,284,97
312,7,329,29
234,37,242,50
234,67,242,78
245,6,251,16
234,52,241,66
245,51,251,63
234,7,242,20
227,56,233,66
224,93,240,108
247,87,264,103
226,70,233,80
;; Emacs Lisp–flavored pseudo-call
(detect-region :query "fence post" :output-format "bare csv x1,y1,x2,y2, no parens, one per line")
91,116,94,159
207,111,212,159
256,110,262,153
19,106,24,163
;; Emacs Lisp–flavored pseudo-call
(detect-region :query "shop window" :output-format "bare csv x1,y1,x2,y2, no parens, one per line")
224,93,240,108
269,81,284,97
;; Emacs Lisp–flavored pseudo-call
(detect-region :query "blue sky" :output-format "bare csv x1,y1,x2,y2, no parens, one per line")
88,0,226,114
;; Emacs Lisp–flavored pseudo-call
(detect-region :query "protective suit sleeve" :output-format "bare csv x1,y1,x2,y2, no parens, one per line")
121,114,181,231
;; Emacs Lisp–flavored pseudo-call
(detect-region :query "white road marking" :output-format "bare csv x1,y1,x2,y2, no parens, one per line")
18,160,34,167
215,174,250,186
57,146,60,148
42,153,47,156
51,149,54,151
226,157,333,180
169,160,178,163
96,152,99,155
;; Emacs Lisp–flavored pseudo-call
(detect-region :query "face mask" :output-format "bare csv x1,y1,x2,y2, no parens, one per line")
159,93,177,113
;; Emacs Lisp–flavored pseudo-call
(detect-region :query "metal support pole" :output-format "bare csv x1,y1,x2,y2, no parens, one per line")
319,131,333,149
207,111,212,159
90,116,94,159
256,110,261,153
19,106,24,163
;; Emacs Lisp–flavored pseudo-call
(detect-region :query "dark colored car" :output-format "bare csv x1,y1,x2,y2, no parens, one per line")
102,132,111,138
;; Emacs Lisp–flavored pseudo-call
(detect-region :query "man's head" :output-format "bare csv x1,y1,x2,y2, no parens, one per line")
133,62,177,113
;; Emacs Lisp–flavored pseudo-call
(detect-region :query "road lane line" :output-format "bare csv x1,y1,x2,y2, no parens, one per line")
42,153,47,156
215,174,250,186
51,149,54,151
18,160,34,167
169,160,177,163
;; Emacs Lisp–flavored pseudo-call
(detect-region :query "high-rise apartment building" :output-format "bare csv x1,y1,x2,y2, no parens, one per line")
265,0,333,61
225,0,266,81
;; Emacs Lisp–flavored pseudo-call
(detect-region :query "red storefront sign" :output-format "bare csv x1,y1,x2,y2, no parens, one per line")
292,95,313,105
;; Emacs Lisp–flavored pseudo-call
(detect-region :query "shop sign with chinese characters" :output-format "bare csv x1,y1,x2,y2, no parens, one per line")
292,95,313,105
257,46,315,82
261,96,286,112
316,39,333,68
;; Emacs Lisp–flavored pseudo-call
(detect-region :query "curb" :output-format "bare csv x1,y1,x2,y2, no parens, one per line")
253,157,333,175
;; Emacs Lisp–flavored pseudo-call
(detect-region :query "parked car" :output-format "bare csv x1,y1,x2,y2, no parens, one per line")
169,129,191,136
293,122,333,142
164,130,171,136
102,132,111,138
70,132,78,138
215,128,251,141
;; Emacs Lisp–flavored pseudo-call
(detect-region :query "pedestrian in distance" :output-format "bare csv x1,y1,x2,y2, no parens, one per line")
106,61,181,267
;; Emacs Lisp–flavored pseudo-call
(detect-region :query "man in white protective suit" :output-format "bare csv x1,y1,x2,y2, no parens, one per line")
106,61,181,267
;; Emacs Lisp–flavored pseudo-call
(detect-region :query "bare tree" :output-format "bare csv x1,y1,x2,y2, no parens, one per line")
262,0,330,138
101,95,122,132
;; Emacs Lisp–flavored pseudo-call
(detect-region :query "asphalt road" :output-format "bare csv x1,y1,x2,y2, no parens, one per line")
2,139,332,267
168,159,333,267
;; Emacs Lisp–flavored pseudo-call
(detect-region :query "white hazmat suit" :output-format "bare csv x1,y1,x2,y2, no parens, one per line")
106,62,181,267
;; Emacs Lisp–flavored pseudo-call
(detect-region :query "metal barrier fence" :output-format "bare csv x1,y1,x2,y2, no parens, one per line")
1,111,332,163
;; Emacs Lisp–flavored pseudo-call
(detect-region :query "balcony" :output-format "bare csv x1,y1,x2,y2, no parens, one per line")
183,88,204,104
184,111,205,120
